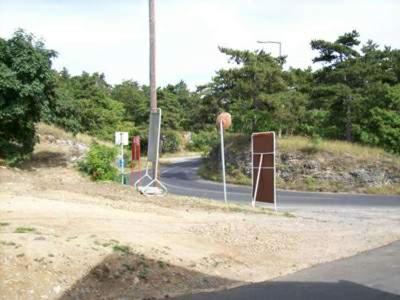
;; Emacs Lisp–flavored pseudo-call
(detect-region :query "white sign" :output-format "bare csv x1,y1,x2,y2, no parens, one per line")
115,132,129,146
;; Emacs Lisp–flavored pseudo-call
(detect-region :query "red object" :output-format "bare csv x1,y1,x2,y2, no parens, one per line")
132,136,141,161
131,136,141,186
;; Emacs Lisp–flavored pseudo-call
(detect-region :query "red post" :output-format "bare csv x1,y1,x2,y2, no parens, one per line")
131,136,141,185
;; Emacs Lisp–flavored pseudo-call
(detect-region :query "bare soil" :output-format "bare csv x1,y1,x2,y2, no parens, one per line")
1,139,400,300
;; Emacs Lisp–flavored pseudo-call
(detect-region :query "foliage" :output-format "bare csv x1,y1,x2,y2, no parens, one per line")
187,130,219,153
44,71,126,140
79,143,118,181
161,130,181,153
0,30,56,162
111,80,148,125
2,28,400,159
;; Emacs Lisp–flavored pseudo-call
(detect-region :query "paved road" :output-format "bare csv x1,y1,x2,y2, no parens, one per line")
174,241,400,300
136,158,400,209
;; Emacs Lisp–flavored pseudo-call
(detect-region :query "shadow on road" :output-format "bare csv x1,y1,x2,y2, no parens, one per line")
175,280,400,300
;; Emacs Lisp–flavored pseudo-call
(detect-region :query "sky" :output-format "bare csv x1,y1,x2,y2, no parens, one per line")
0,0,399,89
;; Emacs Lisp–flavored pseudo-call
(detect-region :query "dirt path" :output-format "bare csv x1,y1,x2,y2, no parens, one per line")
1,142,400,299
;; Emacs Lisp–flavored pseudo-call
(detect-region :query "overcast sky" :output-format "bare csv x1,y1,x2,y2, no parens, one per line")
0,0,399,89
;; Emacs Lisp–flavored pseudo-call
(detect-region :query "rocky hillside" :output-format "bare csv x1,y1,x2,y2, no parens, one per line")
200,134,400,195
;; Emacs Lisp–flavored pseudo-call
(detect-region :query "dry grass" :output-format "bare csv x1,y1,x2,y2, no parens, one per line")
36,123,113,147
278,136,399,162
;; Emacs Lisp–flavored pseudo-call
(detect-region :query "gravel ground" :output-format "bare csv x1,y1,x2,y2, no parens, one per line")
0,142,399,299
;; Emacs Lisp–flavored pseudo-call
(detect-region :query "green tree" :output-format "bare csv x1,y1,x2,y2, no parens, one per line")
199,47,307,135
0,30,56,161
310,30,362,141
111,80,148,125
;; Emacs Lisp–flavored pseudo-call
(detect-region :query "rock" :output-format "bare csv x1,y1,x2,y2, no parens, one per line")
46,135,56,143
350,169,386,186
76,143,88,153
34,236,46,241
303,160,320,170
53,286,61,295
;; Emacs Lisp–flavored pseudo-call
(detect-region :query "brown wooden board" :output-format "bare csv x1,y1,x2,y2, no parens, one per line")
252,132,275,204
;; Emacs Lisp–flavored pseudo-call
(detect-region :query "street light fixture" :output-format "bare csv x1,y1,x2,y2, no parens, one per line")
257,40,282,58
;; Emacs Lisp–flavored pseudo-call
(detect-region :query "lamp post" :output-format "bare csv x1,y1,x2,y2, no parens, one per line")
257,40,282,58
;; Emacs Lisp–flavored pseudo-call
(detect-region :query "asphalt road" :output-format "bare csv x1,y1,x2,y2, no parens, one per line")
137,158,400,209
175,241,400,300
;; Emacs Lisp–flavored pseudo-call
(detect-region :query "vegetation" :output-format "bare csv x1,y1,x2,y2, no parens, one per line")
201,134,400,194
0,30,56,164
1,29,399,166
78,143,118,181
14,227,36,233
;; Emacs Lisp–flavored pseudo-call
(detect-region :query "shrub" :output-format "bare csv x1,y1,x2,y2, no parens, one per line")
161,130,181,153
187,130,219,153
79,143,118,181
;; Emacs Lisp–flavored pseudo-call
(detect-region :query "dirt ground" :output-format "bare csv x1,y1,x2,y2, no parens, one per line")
1,140,400,300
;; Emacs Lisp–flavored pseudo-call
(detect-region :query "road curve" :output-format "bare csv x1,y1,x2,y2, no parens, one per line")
130,158,400,209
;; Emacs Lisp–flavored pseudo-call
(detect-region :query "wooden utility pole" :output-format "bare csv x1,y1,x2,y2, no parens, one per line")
149,0,157,112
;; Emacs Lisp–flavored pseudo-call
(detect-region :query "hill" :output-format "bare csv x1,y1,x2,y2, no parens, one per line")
200,134,400,195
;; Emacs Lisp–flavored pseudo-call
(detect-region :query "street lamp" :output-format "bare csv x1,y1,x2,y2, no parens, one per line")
257,40,282,58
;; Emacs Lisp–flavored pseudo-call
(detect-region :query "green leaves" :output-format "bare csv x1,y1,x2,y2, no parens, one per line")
0,30,56,161
79,143,118,181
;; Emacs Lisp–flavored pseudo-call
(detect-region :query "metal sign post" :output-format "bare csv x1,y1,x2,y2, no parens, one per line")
115,132,129,185
134,108,167,196
216,112,232,204
220,120,227,204
251,132,277,210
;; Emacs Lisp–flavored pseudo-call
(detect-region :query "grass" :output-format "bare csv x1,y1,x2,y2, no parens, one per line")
365,184,400,195
14,227,36,233
36,122,113,147
112,244,131,254
278,136,399,162
0,241,17,246
137,269,148,280
0,222,10,227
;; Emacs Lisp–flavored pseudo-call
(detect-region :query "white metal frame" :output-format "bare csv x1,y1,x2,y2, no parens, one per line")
134,108,168,196
220,120,228,204
251,132,277,211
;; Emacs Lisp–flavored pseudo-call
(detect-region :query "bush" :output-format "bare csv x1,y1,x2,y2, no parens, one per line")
187,130,219,153
161,130,181,153
79,143,118,181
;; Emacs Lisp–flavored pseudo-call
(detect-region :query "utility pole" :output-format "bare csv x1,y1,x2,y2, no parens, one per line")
149,0,157,112
149,0,157,179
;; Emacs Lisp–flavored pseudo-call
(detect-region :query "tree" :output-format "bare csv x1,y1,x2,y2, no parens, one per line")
310,30,361,141
111,80,148,126
199,47,306,135
0,30,56,161
45,71,126,140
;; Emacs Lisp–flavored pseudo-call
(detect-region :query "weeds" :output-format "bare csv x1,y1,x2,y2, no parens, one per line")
0,241,16,246
137,269,148,280
157,260,166,269
112,244,131,254
15,227,36,233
